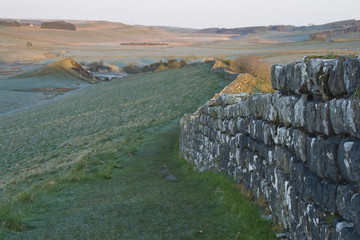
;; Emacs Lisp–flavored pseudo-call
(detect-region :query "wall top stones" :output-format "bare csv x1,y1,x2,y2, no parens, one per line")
271,56,360,99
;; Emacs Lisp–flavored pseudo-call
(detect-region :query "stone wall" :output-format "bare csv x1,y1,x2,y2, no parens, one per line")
180,56,360,239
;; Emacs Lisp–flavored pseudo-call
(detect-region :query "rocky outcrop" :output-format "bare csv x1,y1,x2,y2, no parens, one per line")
180,56,360,239
41,21,76,31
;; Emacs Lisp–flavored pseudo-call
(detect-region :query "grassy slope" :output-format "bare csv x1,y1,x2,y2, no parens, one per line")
0,64,276,239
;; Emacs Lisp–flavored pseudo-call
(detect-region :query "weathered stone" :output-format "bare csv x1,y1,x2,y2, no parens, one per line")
284,62,296,93
307,136,342,182
336,184,358,221
306,100,333,135
290,160,306,195
343,99,360,138
293,94,307,128
331,221,360,240
307,204,326,239
321,181,337,213
319,224,334,240
303,170,322,204
274,146,294,175
293,129,307,162
219,147,230,172
271,64,285,90
303,57,335,97
328,57,347,96
293,62,307,95
234,94,252,117
306,101,317,133
236,117,249,134
317,101,333,136
351,193,360,233
258,121,273,146
329,98,346,135
273,127,294,150
338,139,360,184
272,92,299,127
343,58,360,93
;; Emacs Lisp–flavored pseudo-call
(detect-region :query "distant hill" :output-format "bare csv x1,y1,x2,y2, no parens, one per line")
309,25,360,40
199,25,296,34
41,21,76,31
198,19,360,35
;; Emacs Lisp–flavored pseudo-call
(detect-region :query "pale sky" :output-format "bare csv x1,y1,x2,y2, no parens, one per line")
1,0,359,29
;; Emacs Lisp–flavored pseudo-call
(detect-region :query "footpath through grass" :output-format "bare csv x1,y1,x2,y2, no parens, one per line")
0,64,276,239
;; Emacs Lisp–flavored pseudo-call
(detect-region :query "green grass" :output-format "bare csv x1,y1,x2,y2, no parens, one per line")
0,64,276,239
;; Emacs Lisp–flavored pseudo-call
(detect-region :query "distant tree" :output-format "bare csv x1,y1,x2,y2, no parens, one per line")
41,21,76,31
26,41,32,48
308,33,327,41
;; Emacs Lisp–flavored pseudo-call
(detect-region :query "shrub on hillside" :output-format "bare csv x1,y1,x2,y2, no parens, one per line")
41,21,76,31
123,63,142,74
167,59,181,69
308,33,327,41
230,56,271,85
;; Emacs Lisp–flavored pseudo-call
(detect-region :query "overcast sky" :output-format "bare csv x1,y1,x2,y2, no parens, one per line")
1,0,359,29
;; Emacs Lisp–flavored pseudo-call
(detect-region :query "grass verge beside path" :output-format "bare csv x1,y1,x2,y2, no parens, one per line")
1,125,276,239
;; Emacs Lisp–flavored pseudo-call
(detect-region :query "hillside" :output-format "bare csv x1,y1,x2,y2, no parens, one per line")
0,65,275,239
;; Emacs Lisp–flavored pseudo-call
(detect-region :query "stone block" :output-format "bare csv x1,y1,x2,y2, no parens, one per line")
303,57,336,97
248,118,257,140
236,117,249,134
236,96,251,118
274,146,294,175
303,170,322,204
328,57,347,96
272,92,299,127
306,101,317,133
258,121,273,146
331,221,360,240
293,129,307,163
274,127,294,150
290,160,306,195
321,181,337,213
329,98,346,135
338,139,360,184
319,224,334,240
235,147,247,167
293,94,307,128
306,204,326,239
307,136,342,182
219,147,230,173
271,64,285,90
284,62,296,93
264,148,275,166
293,62,307,95
343,99,360,138
350,193,360,233
306,101,333,136
343,58,360,93
336,184,358,221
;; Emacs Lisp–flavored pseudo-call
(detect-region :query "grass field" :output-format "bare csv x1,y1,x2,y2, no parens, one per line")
0,64,277,239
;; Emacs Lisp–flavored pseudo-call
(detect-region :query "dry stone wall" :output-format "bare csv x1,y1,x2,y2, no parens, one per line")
180,56,360,239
